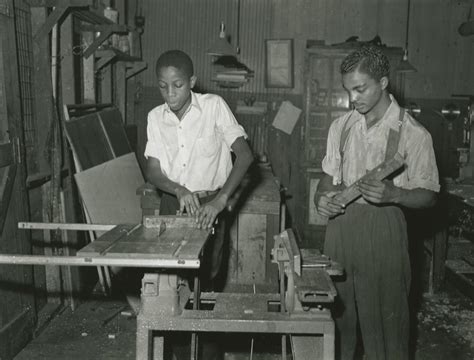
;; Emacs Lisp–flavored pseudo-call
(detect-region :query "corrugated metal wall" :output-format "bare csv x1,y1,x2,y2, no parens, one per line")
139,0,474,98
141,0,281,95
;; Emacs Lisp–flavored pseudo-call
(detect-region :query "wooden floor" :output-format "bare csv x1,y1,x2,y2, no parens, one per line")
13,287,474,360
14,298,136,360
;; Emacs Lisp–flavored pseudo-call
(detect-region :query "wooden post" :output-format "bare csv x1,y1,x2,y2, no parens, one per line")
41,182,62,305
115,61,127,123
82,31,95,103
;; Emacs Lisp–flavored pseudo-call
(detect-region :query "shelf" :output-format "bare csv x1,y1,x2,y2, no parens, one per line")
30,0,95,40
80,23,130,58
94,48,146,77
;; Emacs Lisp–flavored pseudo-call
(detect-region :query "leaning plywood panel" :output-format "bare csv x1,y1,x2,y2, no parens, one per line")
65,112,114,171
98,108,132,157
74,153,144,227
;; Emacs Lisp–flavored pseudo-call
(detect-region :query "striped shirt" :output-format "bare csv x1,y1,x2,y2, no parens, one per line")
322,95,440,193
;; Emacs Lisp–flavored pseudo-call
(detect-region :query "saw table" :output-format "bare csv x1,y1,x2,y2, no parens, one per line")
0,215,341,360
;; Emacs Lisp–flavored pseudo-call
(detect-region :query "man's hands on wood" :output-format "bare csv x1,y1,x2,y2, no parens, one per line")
195,195,227,229
357,179,400,204
315,191,345,218
176,186,227,229
175,187,200,216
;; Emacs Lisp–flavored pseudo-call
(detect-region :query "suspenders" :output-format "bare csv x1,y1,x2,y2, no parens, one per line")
338,108,405,182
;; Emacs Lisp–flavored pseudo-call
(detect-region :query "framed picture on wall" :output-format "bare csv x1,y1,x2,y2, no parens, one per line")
265,39,294,88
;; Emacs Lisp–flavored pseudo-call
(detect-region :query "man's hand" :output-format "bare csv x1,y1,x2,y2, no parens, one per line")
175,187,200,215
195,195,227,229
315,191,345,218
357,179,400,204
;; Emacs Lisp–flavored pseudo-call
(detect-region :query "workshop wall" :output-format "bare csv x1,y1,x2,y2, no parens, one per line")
134,0,474,241
137,0,474,98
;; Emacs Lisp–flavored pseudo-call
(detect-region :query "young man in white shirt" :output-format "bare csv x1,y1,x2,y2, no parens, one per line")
145,49,254,283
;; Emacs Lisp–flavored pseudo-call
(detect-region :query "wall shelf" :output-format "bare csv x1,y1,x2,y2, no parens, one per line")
30,0,94,40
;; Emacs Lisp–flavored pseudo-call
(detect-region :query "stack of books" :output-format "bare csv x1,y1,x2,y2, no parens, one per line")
211,56,254,88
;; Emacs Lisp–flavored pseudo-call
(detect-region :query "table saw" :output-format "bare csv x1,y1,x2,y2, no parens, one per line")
0,215,341,360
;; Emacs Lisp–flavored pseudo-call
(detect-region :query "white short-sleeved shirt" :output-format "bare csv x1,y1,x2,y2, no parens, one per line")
322,95,440,193
144,91,247,192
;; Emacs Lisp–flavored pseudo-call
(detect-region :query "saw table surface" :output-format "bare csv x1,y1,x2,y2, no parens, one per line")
78,220,210,263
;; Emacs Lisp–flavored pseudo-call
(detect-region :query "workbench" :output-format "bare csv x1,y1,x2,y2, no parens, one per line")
226,164,282,288
443,182,474,299
0,216,340,359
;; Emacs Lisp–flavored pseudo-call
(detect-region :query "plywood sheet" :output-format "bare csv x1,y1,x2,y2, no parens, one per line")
65,112,113,170
98,108,131,157
74,153,144,226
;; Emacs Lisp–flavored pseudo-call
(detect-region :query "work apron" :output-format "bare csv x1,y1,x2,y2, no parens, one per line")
324,109,411,360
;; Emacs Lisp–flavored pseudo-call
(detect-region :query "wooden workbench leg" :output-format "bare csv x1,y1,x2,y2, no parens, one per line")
323,323,335,360
152,335,164,360
136,325,151,360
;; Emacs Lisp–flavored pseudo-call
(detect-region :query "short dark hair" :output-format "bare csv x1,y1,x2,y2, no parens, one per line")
155,50,194,78
340,45,390,81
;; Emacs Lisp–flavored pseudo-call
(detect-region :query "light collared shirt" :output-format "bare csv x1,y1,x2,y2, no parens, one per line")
144,91,247,192
322,95,440,194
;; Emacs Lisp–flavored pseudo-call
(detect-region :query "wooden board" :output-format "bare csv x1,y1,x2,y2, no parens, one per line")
98,108,131,157
74,153,144,227
237,213,267,284
65,112,113,170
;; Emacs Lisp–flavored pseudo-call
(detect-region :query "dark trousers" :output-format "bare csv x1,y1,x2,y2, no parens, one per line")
324,203,411,360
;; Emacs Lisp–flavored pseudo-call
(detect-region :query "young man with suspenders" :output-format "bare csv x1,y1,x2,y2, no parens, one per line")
315,46,440,359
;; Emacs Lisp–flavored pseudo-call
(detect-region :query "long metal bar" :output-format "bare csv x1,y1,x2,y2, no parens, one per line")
18,222,116,231
0,255,200,269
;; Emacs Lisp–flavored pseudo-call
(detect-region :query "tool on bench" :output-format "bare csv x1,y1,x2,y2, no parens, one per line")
272,229,343,313
271,229,342,359
333,152,405,207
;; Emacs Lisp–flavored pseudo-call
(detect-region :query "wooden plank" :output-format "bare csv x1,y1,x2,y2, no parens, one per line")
239,200,279,215
333,153,405,207
291,336,322,360
82,28,112,58
74,153,144,225
0,255,200,269
0,165,16,234
33,6,68,40
0,142,13,168
41,182,61,305
266,214,280,286
29,0,92,6
77,224,135,256
18,222,116,232
99,64,113,102
143,215,200,229
126,61,147,79
237,213,267,284
115,62,127,122
82,30,95,102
